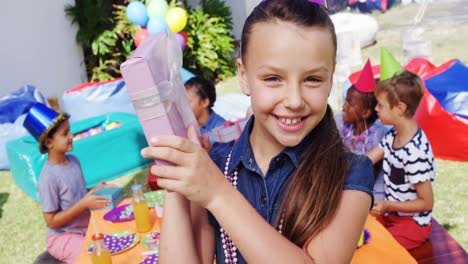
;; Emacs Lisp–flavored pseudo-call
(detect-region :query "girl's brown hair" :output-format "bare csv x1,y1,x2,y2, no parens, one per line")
241,0,348,247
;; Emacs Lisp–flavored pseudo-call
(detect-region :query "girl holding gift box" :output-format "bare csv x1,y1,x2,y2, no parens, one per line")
23,103,111,264
142,1,374,263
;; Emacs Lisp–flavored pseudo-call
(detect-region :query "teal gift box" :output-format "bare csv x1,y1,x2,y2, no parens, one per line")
93,187,124,210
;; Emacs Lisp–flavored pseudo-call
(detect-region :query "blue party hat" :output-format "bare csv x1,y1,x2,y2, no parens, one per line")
23,103,69,153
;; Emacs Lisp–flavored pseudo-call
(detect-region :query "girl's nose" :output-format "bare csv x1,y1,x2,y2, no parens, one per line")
284,86,304,110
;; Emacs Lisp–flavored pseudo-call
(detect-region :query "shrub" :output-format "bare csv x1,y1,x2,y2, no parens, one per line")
66,0,235,82
183,6,236,82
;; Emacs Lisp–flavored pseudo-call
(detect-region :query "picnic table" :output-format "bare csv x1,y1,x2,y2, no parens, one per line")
77,198,416,264
76,198,161,264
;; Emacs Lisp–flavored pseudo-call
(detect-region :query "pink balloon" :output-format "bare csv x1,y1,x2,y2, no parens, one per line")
175,32,186,50
179,31,188,44
134,28,149,47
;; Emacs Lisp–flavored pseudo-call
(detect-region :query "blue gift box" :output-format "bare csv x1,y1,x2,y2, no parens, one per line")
93,187,124,210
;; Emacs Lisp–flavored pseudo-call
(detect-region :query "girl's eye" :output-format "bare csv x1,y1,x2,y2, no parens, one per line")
305,76,321,83
264,76,280,82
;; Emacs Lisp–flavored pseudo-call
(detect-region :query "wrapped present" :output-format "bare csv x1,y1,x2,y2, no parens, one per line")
120,32,199,168
212,118,248,143
93,187,125,210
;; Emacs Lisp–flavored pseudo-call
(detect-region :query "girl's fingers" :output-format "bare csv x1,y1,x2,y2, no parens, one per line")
142,146,190,166
149,134,198,153
187,124,201,145
151,164,186,181
156,177,182,193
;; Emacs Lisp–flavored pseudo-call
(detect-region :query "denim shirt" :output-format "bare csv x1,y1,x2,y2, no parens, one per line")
200,110,226,144
209,117,374,264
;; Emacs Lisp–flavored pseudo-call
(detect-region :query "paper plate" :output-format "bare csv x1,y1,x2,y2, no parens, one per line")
103,203,134,223
144,190,164,208
87,231,139,255
140,253,158,264
141,231,160,250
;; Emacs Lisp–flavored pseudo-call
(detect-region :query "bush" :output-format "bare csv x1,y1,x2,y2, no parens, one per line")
66,0,235,83
66,1,137,82
183,6,236,82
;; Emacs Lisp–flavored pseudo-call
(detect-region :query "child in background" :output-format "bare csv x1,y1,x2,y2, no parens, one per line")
335,59,387,154
23,103,111,264
185,76,226,144
367,71,435,250
142,1,374,263
335,59,388,199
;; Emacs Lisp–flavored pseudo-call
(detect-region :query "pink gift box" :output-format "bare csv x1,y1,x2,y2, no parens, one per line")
121,33,199,165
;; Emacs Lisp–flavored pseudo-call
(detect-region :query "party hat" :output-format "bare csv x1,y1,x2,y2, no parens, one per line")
380,47,404,81
23,103,69,153
308,0,328,8
354,59,375,93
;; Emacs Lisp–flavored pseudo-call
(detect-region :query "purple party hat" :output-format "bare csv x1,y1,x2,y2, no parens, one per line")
262,0,328,9
308,0,328,8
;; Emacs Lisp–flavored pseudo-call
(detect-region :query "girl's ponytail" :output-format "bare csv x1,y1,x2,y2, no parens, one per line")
276,105,349,246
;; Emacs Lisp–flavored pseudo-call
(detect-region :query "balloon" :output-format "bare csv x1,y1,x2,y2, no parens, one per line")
179,31,188,44
134,28,149,47
147,0,169,18
147,16,168,35
126,1,149,27
175,33,186,50
166,7,188,33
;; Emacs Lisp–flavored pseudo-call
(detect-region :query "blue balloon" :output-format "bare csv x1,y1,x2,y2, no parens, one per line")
147,16,168,35
126,1,148,27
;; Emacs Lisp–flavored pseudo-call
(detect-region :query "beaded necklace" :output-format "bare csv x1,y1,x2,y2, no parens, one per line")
221,152,284,264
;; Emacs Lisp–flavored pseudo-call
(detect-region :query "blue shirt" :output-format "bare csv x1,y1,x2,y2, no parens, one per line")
200,110,226,144
209,117,374,264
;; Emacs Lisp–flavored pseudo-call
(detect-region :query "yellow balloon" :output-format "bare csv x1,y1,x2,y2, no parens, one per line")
166,7,188,33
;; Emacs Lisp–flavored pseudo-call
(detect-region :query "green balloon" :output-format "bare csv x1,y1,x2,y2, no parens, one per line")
147,0,169,18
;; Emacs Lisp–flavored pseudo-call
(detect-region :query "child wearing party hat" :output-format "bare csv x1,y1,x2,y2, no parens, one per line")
367,48,435,250
335,59,387,155
23,103,111,264
335,59,388,200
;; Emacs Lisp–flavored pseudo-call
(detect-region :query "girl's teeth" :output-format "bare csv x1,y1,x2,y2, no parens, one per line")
280,117,300,125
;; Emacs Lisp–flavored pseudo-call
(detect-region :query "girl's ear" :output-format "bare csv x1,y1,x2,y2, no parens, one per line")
362,108,372,119
237,58,251,96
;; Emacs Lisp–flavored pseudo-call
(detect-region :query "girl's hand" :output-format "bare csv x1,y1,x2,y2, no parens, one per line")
141,125,228,208
371,200,387,216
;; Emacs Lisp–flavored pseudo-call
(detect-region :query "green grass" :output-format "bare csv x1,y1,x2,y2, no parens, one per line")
1,2,467,263
0,169,148,263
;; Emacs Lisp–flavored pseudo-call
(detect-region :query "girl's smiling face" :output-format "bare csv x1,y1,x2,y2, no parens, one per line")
238,20,335,151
